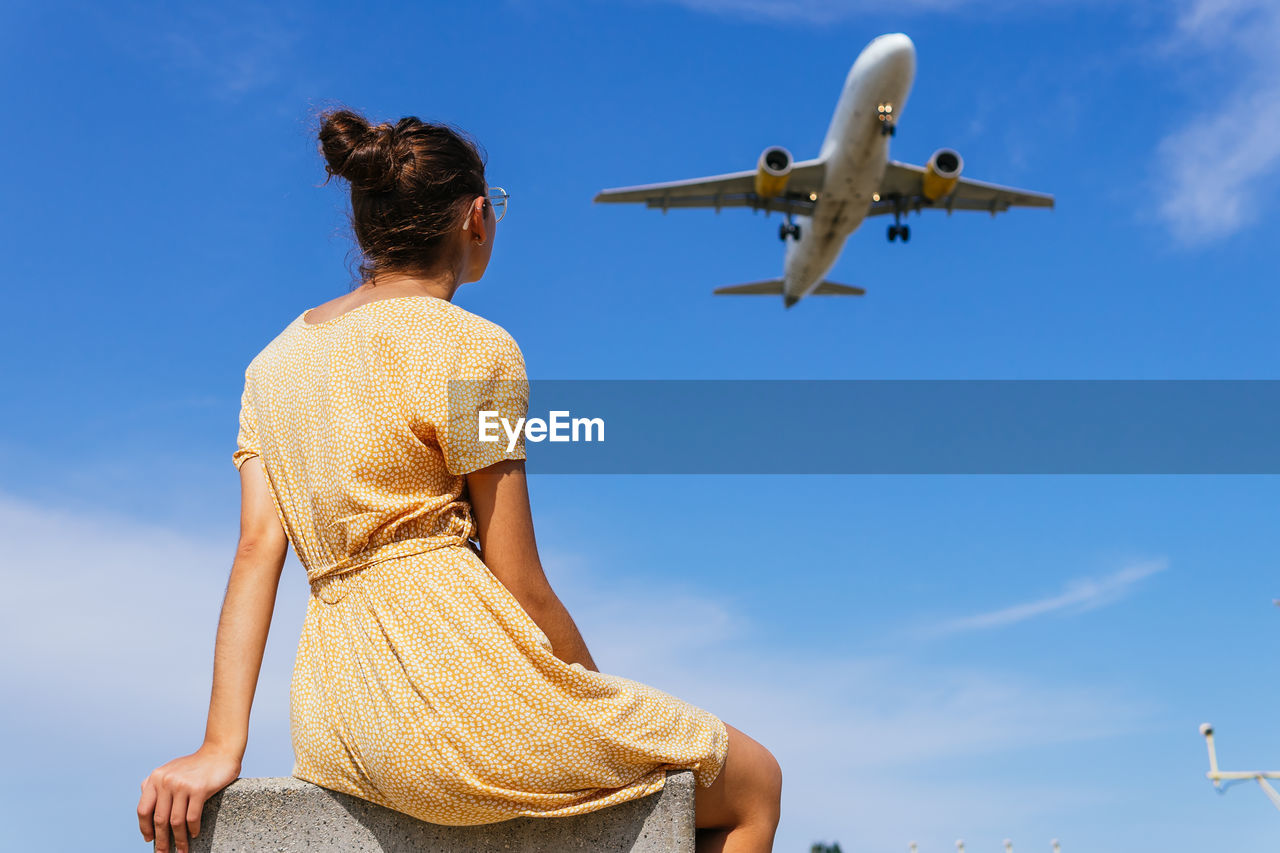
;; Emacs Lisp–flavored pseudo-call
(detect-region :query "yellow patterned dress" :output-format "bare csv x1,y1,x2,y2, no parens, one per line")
231,294,728,825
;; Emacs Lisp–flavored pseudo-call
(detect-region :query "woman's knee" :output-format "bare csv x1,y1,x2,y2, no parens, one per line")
757,746,782,819
695,723,782,829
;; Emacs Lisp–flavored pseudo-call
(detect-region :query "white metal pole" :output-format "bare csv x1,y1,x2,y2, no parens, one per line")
1200,723,1220,786
1258,777,1280,811
1198,723,1280,812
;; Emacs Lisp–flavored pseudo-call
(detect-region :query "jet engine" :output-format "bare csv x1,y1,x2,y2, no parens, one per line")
921,148,963,201
754,146,793,199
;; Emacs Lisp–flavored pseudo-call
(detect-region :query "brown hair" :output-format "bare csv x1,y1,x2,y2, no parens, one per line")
315,106,488,283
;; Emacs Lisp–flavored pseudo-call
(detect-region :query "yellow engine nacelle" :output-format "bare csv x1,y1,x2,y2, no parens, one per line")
754,146,793,199
922,148,964,201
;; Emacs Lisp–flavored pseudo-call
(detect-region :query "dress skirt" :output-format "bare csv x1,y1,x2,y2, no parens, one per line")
289,544,730,825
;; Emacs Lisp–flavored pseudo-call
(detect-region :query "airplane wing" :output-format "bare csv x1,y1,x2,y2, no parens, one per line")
593,158,827,216
869,160,1054,216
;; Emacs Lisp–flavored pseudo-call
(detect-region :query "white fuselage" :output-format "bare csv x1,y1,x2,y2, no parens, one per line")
782,33,916,304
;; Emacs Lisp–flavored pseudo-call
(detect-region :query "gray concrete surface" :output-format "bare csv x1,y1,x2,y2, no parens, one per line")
164,769,696,852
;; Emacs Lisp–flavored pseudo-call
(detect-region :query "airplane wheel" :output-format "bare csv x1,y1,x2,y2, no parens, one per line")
900,225,910,242
794,224,802,240
889,125,897,137
887,225,898,242
779,224,788,242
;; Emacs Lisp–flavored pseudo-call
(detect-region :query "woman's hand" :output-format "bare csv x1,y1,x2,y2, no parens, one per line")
137,743,242,852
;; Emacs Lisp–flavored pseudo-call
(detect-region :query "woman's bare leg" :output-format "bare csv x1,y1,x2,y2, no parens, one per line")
694,722,783,853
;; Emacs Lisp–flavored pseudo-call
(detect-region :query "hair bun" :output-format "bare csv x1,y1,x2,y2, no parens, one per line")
310,103,489,285
318,109,403,192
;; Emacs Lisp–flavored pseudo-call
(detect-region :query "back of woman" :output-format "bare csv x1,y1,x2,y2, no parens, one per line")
137,106,781,853
235,295,526,578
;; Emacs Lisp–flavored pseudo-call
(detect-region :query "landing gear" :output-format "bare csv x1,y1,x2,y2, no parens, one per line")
779,213,801,242
887,200,910,242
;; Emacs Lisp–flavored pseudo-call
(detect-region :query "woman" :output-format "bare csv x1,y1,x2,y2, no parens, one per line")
136,107,782,853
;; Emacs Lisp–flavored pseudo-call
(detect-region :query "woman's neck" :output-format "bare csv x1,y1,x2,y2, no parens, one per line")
363,269,461,302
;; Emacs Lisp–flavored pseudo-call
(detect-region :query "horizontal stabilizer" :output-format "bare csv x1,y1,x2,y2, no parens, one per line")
812,280,865,296
713,279,784,296
712,279,866,298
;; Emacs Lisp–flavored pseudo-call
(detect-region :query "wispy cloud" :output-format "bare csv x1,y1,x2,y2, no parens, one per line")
164,5,303,101
93,3,304,103
555,551,1149,850
1154,0,1280,243
926,558,1169,636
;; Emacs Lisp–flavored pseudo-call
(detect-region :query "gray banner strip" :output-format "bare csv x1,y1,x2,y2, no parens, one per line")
445,380,1280,473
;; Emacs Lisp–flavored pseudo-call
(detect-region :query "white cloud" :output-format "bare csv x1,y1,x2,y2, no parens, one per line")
1154,0,1280,243
0,490,308,737
1,490,1148,852
923,558,1169,636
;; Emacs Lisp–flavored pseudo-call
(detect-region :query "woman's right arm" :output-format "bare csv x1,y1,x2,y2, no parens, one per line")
137,455,289,853
467,459,599,672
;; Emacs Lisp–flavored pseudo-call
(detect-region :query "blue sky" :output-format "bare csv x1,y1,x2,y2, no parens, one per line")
2,1,1278,850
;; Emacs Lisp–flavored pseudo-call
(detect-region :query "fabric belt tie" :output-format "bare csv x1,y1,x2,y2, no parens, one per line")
308,533,474,605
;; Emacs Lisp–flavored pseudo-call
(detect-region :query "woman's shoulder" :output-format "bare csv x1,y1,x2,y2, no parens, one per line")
407,296,522,357
241,317,301,382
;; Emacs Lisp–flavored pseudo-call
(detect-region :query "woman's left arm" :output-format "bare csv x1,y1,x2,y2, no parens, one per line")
467,459,599,672
137,455,289,853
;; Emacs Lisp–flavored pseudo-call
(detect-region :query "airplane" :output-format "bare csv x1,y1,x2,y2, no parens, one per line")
592,32,1054,308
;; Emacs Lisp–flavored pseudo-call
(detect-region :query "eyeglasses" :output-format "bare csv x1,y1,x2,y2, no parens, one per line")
486,186,508,223
465,187,507,231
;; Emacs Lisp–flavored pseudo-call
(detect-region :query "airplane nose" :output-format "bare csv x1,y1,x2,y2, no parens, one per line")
877,32,915,57
871,32,916,73
877,32,916,85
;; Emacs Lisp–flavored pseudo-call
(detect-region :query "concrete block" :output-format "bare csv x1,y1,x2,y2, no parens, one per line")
164,769,696,852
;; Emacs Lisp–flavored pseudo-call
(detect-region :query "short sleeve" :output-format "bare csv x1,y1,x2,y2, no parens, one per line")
231,372,261,471
440,329,530,475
